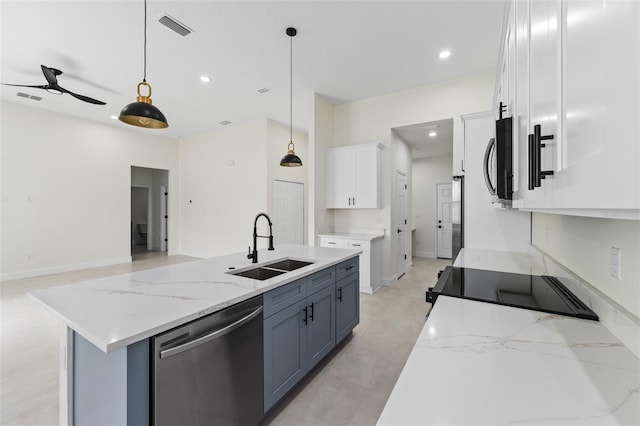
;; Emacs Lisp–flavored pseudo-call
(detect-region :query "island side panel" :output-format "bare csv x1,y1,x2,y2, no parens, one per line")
73,332,149,425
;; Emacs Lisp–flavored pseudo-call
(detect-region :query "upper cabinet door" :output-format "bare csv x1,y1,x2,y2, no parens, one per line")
558,0,640,211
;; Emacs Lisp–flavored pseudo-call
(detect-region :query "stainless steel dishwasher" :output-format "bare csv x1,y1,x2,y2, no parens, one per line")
152,295,264,426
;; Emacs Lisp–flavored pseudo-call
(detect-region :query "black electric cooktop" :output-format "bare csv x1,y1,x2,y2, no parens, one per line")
426,266,599,321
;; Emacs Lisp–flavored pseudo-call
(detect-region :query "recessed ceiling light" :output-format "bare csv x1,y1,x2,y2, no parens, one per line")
438,50,451,59
219,120,231,126
429,131,437,137
257,87,269,94
200,76,211,83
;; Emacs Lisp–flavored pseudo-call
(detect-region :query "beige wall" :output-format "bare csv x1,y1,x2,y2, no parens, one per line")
0,101,180,280
532,213,640,319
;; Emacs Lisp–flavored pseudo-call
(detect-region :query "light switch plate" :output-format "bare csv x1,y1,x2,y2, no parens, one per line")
610,247,622,280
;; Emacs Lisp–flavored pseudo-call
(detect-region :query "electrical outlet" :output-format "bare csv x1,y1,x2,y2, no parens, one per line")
610,247,622,280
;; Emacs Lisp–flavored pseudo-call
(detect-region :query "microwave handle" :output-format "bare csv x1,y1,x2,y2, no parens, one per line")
483,138,496,196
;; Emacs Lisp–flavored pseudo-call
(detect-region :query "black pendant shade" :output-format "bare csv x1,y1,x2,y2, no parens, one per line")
280,27,302,167
119,82,168,128
119,0,168,129
280,142,303,166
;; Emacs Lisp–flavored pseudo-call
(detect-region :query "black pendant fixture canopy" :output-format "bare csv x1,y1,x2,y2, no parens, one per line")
280,27,302,167
119,0,169,129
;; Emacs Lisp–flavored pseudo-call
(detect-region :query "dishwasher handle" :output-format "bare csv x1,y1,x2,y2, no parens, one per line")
159,305,263,359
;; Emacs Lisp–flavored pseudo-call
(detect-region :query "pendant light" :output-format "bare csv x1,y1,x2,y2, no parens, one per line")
280,27,302,167
119,0,169,129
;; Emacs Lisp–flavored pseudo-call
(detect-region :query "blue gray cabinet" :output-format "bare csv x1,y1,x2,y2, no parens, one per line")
263,267,337,413
336,257,360,343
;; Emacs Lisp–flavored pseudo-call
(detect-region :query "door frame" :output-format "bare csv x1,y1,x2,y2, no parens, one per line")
272,179,305,245
435,182,452,259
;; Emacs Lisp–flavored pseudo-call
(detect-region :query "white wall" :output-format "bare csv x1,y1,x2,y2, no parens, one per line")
412,155,453,258
532,213,640,319
331,72,495,282
308,93,335,244
0,101,180,280
178,119,270,258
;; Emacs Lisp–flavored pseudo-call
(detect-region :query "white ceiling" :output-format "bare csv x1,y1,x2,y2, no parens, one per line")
0,0,505,139
394,118,454,160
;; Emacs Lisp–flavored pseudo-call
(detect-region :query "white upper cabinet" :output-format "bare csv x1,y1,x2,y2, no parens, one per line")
326,143,383,209
502,0,640,218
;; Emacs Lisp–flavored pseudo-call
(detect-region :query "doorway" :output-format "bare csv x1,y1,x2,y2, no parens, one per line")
272,180,304,245
131,166,169,259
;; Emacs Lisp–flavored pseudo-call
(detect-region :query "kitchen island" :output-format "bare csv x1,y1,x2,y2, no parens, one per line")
378,248,640,425
29,244,361,425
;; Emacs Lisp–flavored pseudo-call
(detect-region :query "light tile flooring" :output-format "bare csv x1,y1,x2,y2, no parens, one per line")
1,254,450,426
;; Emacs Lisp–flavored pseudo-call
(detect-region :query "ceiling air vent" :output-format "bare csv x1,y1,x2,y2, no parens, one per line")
158,14,193,37
17,92,42,101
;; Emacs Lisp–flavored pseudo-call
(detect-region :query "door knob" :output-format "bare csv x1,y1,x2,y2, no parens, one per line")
438,225,442,229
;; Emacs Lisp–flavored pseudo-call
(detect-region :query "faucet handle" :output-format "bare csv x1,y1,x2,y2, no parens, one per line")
247,246,252,259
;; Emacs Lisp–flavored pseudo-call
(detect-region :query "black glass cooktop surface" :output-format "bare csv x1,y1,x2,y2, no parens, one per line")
427,266,598,321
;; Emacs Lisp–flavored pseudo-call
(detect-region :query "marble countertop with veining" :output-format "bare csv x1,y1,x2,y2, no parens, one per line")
29,244,360,353
378,248,640,425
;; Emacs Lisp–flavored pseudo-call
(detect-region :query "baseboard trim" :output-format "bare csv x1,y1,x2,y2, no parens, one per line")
1,256,133,282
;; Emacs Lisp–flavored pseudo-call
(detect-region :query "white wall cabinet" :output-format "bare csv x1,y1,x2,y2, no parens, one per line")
501,0,640,218
326,144,383,209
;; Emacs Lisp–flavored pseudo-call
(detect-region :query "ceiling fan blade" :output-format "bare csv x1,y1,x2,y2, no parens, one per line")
41,65,58,86
60,87,106,105
1,83,49,90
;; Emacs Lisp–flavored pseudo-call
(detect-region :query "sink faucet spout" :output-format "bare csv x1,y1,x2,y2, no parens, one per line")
248,213,274,263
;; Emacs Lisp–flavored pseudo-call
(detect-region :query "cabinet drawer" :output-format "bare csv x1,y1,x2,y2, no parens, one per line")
319,237,347,249
346,239,370,251
263,278,306,318
335,257,359,281
307,267,336,295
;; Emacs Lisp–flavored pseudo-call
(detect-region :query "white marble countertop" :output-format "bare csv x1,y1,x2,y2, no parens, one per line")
29,244,360,353
377,248,640,425
377,296,640,425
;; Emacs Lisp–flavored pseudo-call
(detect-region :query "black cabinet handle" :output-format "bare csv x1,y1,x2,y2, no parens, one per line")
303,306,308,325
309,303,314,322
528,134,536,190
346,265,354,271
528,125,555,190
337,287,343,302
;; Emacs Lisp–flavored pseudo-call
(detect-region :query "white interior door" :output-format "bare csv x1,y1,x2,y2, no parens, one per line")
436,183,453,259
273,180,304,245
395,170,408,278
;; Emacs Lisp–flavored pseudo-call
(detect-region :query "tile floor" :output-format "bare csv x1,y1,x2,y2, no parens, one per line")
0,254,450,426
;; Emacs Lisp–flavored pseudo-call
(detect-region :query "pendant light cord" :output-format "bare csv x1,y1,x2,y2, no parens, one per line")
289,31,293,143
143,0,147,83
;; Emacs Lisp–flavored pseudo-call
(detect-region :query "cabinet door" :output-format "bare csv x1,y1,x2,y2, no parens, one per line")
264,301,307,412
513,0,531,203
326,149,353,208
558,0,640,210
526,0,560,206
353,147,380,208
305,285,335,370
336,273,359,343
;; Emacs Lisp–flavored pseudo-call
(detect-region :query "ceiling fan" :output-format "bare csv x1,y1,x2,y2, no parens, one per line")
2,65,106,105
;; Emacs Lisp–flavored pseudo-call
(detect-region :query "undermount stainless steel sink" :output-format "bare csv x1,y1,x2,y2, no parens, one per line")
263,259,314,271
230,267,286,280
227,258,315,281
